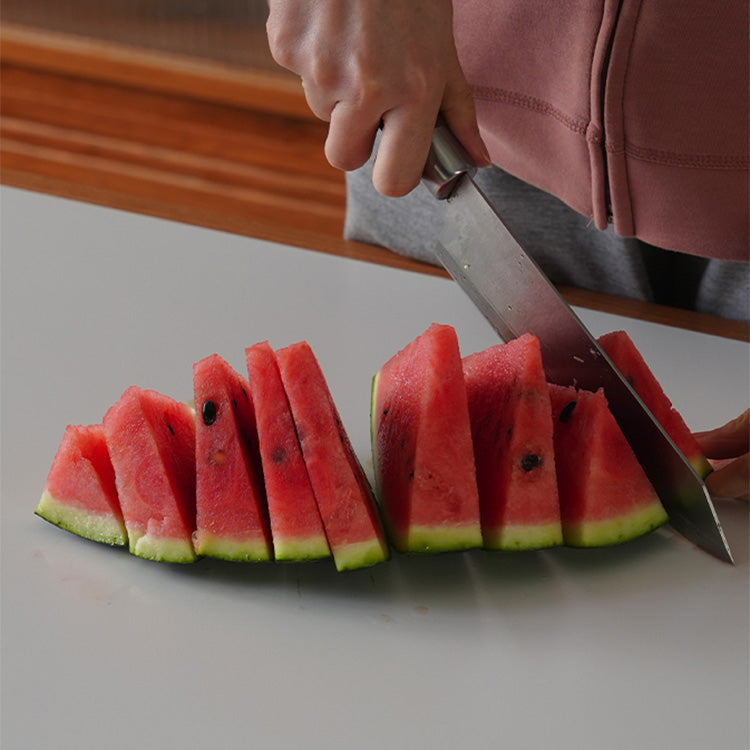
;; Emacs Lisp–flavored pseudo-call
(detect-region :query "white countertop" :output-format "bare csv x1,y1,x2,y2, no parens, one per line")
2,186,748,750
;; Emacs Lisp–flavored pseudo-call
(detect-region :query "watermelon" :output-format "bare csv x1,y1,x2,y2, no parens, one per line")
276,341,389,571
597,330,712,478
193,354,273,561
103,386,197,563
548,384,668,547
371,323,483,553
35,423,127,546
245,341,330,562
463,334,563,550
37,325,696,567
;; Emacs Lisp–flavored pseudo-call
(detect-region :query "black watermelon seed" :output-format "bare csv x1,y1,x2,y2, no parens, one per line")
520,453,541,471
202,400,217,426
167,423,175,436
559,401,576,423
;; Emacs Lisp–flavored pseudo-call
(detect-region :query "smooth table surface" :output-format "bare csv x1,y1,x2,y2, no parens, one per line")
2,186,748,750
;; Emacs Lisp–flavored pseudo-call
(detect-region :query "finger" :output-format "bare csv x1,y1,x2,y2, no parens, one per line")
325,103,381,172
372,105,439,197
705,454,750,501
440,61,492,168
299,79,337,123
694,409,750,459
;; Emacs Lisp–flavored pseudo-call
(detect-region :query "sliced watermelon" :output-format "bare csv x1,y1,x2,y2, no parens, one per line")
103,386,197,563
597,330,712,478
245,341,330,562
463,334,562,550
276,341,389,571
371,323,483,553
193,354,273,562
548,384,668,547
35,423,127,546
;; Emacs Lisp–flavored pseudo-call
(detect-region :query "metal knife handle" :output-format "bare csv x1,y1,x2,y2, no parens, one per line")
422,116,477,199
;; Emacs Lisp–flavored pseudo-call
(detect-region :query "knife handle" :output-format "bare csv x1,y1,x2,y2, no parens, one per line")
422,115,477,199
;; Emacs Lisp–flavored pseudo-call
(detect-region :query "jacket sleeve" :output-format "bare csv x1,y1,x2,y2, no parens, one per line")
453,0,749,261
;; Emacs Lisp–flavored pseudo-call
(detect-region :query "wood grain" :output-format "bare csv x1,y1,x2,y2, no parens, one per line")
1,23,308,116
1,24,747,341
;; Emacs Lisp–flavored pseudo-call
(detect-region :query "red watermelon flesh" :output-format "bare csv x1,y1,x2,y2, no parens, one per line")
193,354,272,561
548,384,668,547
597,330,712,478
371,323,483,553
103,386,197,563
463,334,562,550
245,342,330,562
35,423,127,545
276,341,389,571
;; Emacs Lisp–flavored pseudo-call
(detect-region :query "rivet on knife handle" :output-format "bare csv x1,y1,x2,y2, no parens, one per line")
423,115,477,199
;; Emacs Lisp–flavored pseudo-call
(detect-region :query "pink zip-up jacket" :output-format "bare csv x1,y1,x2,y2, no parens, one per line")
453,0,748,261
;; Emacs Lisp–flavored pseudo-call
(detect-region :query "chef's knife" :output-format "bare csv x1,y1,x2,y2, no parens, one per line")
422,119,733,563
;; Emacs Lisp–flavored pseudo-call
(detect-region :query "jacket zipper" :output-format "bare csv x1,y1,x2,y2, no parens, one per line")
598,0,625,224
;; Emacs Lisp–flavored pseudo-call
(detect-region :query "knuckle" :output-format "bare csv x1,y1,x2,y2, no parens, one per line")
307,55,340,91
265,24,296,70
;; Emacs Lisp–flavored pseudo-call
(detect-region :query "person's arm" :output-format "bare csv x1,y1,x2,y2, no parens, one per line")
266,0,491,196
694,410,749,501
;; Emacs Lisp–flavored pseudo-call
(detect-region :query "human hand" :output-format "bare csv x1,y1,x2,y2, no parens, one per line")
694,409,749,501
266,0,491,196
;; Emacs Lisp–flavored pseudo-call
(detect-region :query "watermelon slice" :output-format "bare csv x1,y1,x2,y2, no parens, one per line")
597,330,712,478
548,383,668,547
35,423,127,546
275,341,389,571
193,354,273,561
371,323,483,553
245,341,330,562
463,334,563,550
103,386,197,563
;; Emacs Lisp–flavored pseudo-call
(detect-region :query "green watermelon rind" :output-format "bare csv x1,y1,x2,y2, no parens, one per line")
35,490,128,546
689,455,714,481
397,523,484,555
330,538,391,572
128,528,198,563
272,534,332,563
483,522,564,552
369,373,381,490
193,530,274,563
563,502,669,548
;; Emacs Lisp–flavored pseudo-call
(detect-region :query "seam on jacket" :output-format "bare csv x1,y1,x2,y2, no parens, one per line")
588,0,608,131
470,85,589,135
611,3,749,172
609,142,750,169
608,0,640,234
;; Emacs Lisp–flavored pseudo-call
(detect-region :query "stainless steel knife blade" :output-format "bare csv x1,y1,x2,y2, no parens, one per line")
422,122,733,563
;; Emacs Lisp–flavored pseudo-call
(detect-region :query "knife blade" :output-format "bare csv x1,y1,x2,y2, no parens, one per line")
422,120,733,563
